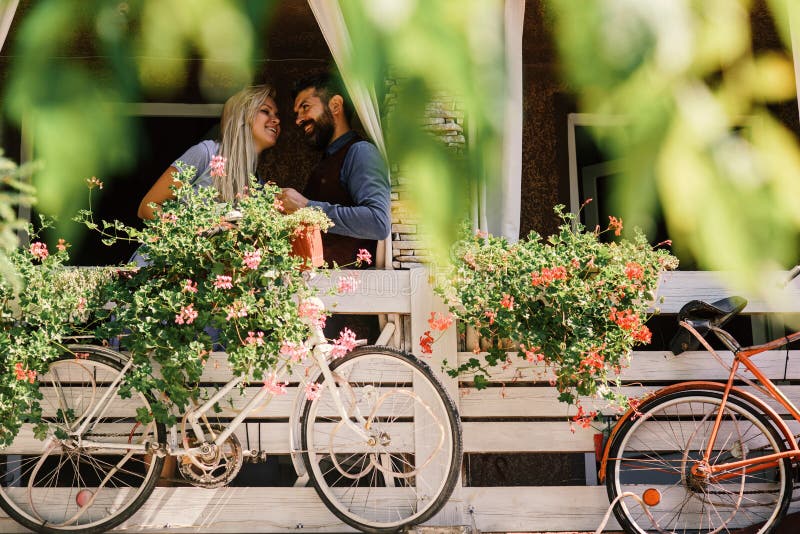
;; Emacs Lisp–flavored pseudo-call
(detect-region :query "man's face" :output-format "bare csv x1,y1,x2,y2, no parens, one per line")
294,87,335,150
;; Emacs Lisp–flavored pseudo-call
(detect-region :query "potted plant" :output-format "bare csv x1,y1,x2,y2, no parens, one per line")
427,205,678,426
0,223,115,446
75,166,338,425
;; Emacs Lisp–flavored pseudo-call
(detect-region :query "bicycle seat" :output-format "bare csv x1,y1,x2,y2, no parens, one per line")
668,296,747,355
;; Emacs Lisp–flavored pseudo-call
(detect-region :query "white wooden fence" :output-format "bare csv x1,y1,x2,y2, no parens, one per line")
2,268,800,532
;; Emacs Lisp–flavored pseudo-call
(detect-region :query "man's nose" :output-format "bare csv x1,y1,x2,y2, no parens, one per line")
295,113,304,126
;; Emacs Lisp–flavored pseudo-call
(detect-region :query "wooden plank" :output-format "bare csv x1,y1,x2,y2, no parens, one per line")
460,385,800,418
33,385,416,419
463,422,595,452
2,421,594,455
1,422,418,455
457,350,791,382
461,486,620,532
151,350,414,383
655,271,800,314
309,269,412,314
0,484,795,533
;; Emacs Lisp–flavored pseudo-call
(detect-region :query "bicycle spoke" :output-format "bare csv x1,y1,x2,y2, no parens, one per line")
0,350,165,533
302,348,459,531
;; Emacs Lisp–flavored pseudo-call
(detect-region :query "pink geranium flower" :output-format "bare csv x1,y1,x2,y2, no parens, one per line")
330,328,358,358
175,304,199,325
263,373,288,396
214,275,233,290
209,155,227,178
279,341,309,362
356,248,372,266
428,312,453,332
305,382,323,401
243,249,262,270
336,275,360,294
29,242,48,261
298,300,326,328
244,331,265,346
182,279,198,293
225,301,249,321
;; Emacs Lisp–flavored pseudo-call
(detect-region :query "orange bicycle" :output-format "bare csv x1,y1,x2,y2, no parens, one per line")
600,294,800,533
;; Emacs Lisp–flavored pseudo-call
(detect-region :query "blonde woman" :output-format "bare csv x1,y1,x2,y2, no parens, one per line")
138,84,281,219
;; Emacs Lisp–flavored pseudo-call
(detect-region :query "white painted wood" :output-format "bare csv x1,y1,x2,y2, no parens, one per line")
409,266,463,526
456,350,792,382
309,269,412,314
1,485,796,533
1,422,420,455
654,271,800,313
33,385,414,419
460,385,800,418
463,422,596,452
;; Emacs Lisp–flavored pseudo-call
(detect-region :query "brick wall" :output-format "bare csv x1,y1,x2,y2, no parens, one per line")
385,81,467,269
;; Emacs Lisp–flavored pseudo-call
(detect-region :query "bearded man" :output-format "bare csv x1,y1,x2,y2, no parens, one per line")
279,72,390,268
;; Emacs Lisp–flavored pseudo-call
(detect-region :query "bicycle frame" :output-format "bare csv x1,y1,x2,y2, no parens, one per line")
599,320,800,484
76,323,374,463
682,321,800,480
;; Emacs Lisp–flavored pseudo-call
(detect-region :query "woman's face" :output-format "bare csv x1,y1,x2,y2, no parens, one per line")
252,96,280,152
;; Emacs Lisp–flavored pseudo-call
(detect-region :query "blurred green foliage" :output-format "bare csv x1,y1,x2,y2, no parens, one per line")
2,0,800,298
549,0,800,296
338,0,506,260
0,152,36,287
3,0,274,243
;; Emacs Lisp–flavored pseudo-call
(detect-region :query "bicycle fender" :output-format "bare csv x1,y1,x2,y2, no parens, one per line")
597,381,797,483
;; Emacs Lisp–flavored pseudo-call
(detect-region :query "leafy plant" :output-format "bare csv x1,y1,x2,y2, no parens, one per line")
76,166,335,425
431,205,678,426
0,224,114,447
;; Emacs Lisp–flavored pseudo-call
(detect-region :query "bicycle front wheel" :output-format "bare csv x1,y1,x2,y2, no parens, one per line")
301,346,462,533
0,345,165,534
606,390,791,534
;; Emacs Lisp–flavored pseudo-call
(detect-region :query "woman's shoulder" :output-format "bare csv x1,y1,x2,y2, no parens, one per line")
173,140,220,168
187,139,220,159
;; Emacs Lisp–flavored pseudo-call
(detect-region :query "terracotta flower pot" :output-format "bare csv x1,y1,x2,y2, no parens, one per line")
291,225,324,270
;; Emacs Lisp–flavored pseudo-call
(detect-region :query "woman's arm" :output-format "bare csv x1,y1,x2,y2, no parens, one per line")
137,166,182,220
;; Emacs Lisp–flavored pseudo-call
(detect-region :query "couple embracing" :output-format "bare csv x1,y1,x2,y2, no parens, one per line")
137,72,391,341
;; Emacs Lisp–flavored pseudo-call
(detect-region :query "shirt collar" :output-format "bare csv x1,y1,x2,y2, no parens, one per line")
325,130,358,156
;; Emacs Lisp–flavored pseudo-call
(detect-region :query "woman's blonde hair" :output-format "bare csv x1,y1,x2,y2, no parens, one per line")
216,84,277,202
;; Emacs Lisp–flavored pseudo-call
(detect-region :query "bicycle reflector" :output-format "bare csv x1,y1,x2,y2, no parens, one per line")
642,488,661,507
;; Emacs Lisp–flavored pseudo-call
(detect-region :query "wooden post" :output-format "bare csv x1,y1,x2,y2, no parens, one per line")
409,266,463,527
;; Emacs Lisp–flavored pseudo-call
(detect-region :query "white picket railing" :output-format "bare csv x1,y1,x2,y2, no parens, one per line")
1,267,799,533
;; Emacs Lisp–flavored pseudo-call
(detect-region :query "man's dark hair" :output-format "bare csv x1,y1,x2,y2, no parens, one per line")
291,71,354,122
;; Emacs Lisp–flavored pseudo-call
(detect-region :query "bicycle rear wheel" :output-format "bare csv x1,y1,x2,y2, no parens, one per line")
606,390,791,534
0,345,165,534
301,346,462,533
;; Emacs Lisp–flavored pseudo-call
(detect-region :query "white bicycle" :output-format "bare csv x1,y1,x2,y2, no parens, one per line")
0,322,462,533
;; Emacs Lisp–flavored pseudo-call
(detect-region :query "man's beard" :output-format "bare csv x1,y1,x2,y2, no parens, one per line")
303,109,335,150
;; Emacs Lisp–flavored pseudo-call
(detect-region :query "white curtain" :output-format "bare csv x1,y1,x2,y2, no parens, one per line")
0,0,18,54
483,0,524,242
309,0,525,248
307,0,393,270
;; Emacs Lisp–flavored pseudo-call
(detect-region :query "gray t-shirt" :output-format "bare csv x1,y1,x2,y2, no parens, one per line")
130,140,220,268
173,140,220,189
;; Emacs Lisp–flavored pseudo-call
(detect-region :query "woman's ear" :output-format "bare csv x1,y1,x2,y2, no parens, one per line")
329,95,344,116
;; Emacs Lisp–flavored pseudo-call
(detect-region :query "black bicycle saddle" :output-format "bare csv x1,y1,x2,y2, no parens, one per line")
668,296,748,355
